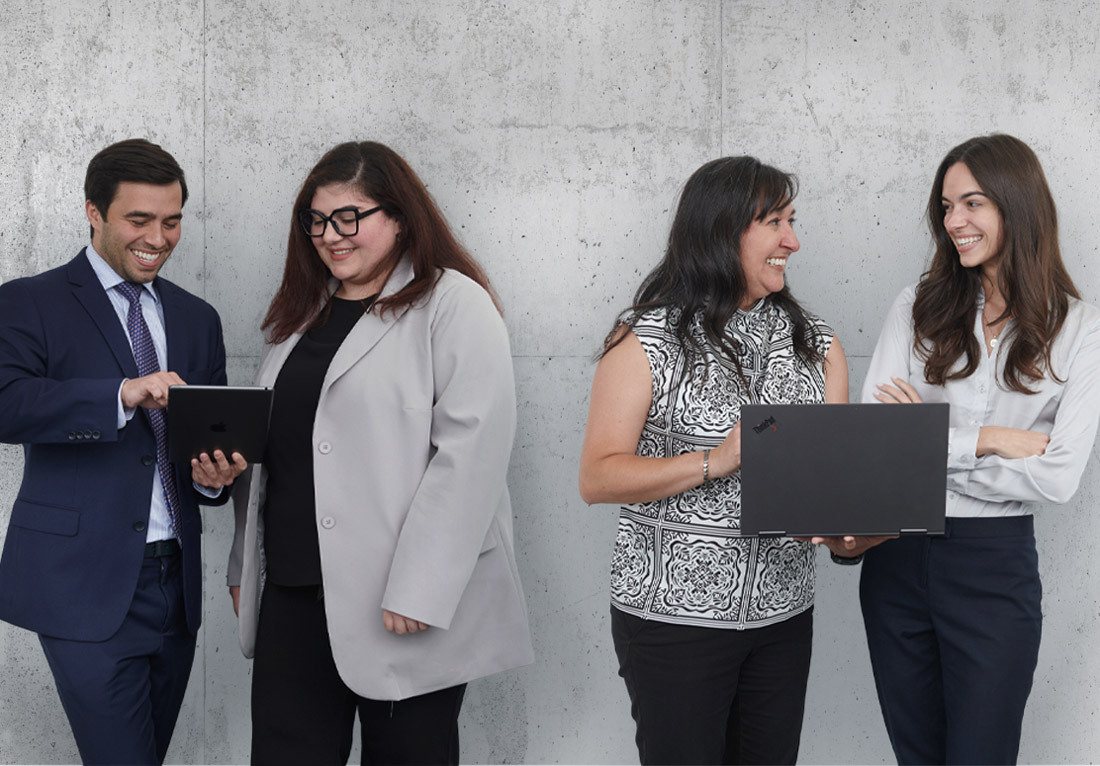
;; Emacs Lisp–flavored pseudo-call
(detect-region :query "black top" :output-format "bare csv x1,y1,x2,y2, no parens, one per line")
262,296,372,586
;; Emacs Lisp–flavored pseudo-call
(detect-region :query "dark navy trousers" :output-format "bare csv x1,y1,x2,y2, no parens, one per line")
860,516,1042,765
39,551,195,765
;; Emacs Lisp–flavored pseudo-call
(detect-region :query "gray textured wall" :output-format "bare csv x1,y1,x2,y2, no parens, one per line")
2,1,1099,763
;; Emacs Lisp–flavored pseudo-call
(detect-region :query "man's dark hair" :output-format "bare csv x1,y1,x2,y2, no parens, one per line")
84,138,188,238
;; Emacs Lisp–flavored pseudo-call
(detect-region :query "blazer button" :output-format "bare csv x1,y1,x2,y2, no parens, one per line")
133,521,147,532
317,441,332,455
141,455,155,466
320,516,336,529
92,430,101,439
83,430,93,439
68,432,76,440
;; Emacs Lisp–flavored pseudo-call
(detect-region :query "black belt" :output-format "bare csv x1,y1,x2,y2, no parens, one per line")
144,539,181,558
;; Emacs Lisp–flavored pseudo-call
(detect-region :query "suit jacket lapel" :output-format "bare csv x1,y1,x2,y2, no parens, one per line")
67,249,139,378
159,279,190,373
320,258,415,399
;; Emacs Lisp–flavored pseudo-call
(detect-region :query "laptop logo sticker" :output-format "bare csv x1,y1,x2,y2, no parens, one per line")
752,416,777,434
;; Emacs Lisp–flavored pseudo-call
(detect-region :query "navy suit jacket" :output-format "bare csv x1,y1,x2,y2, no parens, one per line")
0,249,228,641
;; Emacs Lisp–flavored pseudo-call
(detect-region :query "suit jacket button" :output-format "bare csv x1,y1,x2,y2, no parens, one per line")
141,455,155,466
83,430,93,439
133,521,147,532
68,432,76,440
320,517,335,529
92,430,101,439
318,441,332,455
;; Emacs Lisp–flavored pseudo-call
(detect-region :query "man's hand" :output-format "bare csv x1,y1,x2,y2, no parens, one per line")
229,585,240,616
121,371,185,410
191,450,247,490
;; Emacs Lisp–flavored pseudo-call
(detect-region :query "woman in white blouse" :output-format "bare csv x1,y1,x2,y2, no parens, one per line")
847,134,1100,764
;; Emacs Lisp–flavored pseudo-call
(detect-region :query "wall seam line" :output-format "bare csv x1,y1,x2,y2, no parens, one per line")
200,0,208,761
719,0,725,154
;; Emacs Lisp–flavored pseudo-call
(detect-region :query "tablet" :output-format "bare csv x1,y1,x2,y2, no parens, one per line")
739,402,948,536
166,385,273,463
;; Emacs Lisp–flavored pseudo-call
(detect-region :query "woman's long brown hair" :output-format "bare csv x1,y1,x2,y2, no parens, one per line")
263,141,498,344
914,134,1079,393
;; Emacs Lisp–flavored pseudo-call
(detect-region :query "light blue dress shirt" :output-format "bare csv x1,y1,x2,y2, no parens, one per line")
85,245,220,542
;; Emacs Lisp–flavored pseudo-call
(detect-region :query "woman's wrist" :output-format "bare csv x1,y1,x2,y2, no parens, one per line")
976,425,991,456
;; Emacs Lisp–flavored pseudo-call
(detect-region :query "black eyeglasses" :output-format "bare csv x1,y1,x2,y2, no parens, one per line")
298,206,382,238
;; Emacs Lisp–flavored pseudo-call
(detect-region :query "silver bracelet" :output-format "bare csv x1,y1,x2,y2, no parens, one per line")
702,449,710,483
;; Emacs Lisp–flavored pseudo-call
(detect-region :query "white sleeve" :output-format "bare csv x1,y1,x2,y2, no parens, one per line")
957,318,1100,505
860,287,916,404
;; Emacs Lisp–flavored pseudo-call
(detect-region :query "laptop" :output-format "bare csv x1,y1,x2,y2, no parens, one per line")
166,385,273,463
739,403,948,537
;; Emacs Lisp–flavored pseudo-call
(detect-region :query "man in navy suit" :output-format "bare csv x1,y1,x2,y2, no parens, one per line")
0,138,246,764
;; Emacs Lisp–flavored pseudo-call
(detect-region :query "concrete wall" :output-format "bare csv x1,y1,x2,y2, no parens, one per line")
1,1,1098,762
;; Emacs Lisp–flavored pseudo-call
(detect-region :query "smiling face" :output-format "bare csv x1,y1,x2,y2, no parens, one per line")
941,162,1004,277
738,203,799,309
86,181,183,284
309,183,401,300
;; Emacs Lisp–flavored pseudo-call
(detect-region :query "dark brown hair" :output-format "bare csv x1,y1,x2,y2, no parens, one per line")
602,156,823,382
84,138,188,238
263,141,497,344
913,134,1079,393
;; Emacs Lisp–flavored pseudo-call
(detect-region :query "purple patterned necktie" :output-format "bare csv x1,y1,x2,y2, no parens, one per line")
116,282,183,546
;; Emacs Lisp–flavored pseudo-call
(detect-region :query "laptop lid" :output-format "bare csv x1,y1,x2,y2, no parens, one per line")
166,385,273,463
739,403,948,537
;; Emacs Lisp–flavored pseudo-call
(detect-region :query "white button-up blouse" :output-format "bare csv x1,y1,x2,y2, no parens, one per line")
861,284,1100,518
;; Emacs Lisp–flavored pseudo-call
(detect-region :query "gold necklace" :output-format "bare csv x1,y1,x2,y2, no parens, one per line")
983,307,1007,350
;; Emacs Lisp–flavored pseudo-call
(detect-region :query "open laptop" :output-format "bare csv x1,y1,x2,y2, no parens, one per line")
166,385,273,463
739,403,948,537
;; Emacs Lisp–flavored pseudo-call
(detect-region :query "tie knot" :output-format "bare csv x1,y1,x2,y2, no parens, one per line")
116,281,144,306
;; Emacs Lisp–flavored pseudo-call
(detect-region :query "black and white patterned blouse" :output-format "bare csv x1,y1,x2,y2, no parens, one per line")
610,299,835,629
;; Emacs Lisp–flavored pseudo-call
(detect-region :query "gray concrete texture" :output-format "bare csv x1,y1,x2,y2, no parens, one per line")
1,0,1098,762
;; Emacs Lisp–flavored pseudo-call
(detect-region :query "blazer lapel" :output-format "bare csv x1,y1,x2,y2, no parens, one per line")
159,279,190,374
67,249,139,378
320,258,415,399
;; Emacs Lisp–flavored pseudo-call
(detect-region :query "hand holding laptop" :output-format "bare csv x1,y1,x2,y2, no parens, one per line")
707,421,743,479
802,534,897,559
190,449,247,490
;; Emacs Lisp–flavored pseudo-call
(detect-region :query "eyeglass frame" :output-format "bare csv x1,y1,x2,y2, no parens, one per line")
297,205,383,238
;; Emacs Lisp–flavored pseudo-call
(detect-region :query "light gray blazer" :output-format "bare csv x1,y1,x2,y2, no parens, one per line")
228,259,533,700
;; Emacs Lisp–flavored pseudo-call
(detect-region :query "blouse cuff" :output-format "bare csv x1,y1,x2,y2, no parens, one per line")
946,425,980,491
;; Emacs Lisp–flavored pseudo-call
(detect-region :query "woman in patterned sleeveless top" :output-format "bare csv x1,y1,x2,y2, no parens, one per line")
852,134,1100,764
579,157,850,764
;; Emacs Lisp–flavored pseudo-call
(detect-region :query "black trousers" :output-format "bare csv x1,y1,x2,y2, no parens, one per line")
251,583,466,766
860,516,1042,765
611,606,813,766
39,552,194,765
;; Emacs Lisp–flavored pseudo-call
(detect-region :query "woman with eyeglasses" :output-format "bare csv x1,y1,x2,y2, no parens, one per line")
227,141,533,765
578,156,850,764
850,133,1100,764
